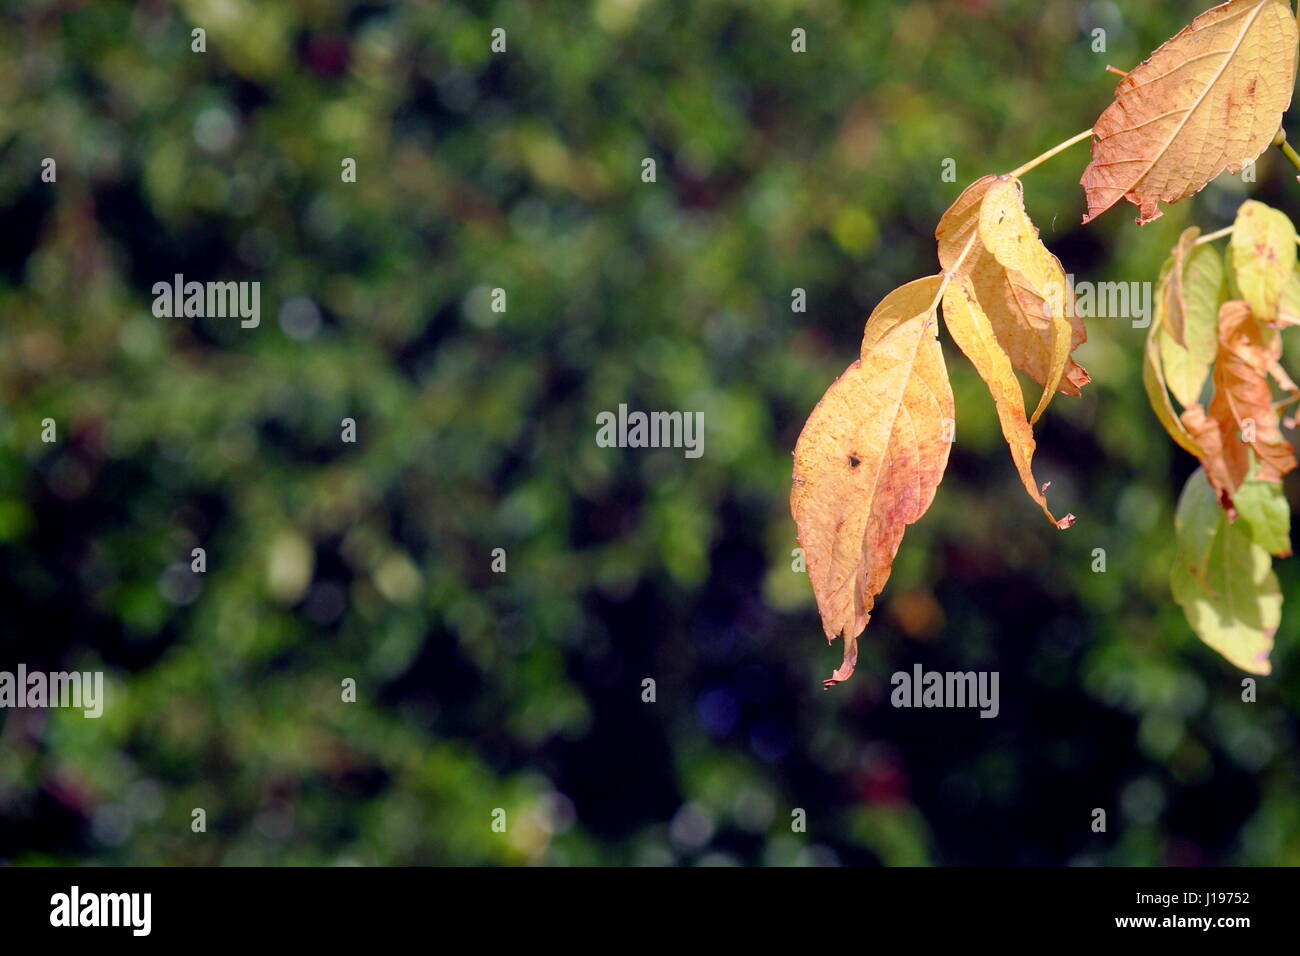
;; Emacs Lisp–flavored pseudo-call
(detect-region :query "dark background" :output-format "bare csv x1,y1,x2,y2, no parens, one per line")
0,0,1297,865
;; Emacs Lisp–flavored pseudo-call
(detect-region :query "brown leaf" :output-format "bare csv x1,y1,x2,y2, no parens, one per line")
1080,0,1299,225
1193,301,1298,505
1181,404,1235,505
936,176,1089,418
791,276,953,688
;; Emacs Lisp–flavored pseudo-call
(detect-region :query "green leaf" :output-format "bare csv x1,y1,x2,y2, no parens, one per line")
1143,320,1205,458
1157,234,1224,407
1173,467,1224,584
1278,269,1300,326
1156,228,1195,344
1231,200,1298,320
1223,242,1245,303
1233,472,1292,558
1171,469,1280,675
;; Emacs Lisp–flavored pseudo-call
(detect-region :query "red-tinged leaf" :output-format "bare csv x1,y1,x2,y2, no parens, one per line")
791,277,953,688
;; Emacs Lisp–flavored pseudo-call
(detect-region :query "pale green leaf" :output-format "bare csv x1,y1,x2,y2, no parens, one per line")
1143,320,1205,458
1231,200,1298,319
1157,237,1224,406
1233,472,1292,557
1171,469,1279,675
1277,269,1300,326
1173,467,1224,584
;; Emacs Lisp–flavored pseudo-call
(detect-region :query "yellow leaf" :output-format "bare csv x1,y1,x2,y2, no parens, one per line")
941,276,1075,529
1081,0,1298,225
790,276,952,688
975,178,1077,423
1231,199,1298,319
935,175,1089,422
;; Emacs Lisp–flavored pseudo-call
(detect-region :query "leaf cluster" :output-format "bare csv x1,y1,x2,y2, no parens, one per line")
793,0,1300,683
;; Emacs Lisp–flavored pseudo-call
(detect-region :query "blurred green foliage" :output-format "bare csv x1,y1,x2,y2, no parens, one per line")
0,0,1297,865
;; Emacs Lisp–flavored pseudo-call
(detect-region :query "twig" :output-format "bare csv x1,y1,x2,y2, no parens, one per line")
1276,131,1300,177
1008,129,1095,178
1194,225,1235,246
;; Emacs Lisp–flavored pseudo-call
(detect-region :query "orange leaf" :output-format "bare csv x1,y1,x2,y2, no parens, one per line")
1080,0,1298,225
1181,404,1236,505
790,276,953,688
936,175,1089,420
1191,301,1298,505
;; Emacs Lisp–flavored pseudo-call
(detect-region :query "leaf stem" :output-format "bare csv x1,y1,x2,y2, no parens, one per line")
932,231,980,312
1194,226,1300,248
1275,130,1300,176
1194,225,1235,245
1274,391,1300,413
1007,129,1095,179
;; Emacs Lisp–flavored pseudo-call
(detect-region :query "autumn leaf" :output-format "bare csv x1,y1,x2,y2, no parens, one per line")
941,276,1075,529
790,276,953,688
1181,402,1234,495
1080,0,1299,225
1171,468,1280,675
1231,199,1299,320
935,175,1089,422
1205,300,1298,500
977,178,1078,421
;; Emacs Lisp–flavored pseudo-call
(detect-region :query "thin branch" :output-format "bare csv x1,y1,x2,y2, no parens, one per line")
1194,225,1235,245
932,231,980,313
1274,391,1300,414
1008,129,1094,178
1268,128,1300,175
